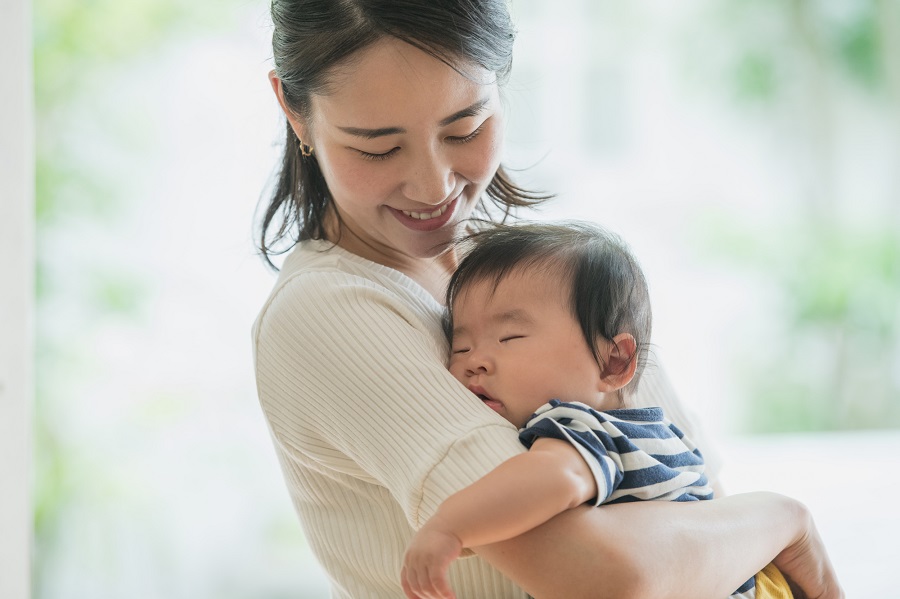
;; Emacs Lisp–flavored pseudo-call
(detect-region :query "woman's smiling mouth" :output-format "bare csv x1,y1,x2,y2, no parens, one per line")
401,202,452,220
390,196,460,232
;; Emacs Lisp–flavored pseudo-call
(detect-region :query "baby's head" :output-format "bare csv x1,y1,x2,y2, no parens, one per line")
446,222,652,426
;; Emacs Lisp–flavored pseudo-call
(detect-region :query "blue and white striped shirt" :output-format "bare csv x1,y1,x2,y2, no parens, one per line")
519,400,758,596
520,400,713,505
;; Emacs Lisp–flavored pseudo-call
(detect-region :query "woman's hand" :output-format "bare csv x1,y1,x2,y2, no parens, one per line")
401,521,463,599
774,502,844,599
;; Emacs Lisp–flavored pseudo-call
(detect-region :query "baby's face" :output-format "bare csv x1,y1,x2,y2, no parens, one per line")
448,269,607,428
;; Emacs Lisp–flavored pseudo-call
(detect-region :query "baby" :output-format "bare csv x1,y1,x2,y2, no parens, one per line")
401,222,792,599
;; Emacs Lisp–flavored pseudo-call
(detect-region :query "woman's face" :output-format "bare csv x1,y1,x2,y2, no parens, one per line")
276,37,505,268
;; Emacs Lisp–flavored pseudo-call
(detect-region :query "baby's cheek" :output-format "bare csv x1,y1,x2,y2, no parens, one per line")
447,359,466,384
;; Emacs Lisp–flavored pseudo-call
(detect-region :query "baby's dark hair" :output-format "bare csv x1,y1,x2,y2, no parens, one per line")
445,221,653,398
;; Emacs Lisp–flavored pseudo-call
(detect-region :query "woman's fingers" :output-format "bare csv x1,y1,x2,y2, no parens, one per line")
773,504,844,599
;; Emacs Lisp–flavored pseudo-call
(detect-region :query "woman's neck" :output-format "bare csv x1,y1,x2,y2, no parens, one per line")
404,257,456,304
325,216,458,304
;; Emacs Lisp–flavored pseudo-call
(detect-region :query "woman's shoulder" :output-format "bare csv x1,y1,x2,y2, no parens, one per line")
253,240,446,352
277,238,386,283
275,239,433,301
261,240,418,306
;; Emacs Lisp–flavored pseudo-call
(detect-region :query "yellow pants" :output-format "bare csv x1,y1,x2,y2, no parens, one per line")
753,562,793,599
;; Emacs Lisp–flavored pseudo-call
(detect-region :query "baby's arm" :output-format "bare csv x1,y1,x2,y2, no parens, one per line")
401,437,597,599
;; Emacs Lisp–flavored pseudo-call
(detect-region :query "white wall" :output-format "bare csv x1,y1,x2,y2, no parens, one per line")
0,0,34,597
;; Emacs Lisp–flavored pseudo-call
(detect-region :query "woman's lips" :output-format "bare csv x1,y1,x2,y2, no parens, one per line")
400,202,452,220
389,195,459,232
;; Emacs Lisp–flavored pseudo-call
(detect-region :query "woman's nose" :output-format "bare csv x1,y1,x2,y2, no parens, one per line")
402,146,455,205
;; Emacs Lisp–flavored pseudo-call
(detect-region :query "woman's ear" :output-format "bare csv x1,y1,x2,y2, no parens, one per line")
596,333,638,392
268,70,310,142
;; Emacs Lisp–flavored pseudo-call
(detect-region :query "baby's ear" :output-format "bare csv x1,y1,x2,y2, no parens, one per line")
597,333,638,392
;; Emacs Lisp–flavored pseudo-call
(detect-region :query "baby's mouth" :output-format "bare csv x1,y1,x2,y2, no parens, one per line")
480,397,504,413
469,385,503,413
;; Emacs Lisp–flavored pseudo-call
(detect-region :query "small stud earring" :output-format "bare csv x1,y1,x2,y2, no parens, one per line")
300,142,314,157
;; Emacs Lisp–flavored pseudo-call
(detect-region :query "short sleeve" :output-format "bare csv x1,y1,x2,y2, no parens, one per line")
631,360,724,483
253,270,526,527
519,401,625,506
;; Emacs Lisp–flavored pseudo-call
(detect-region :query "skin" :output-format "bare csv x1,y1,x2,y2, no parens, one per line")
448,269,636,427
404,269,639,598
270,37,504,300
268,36,845,599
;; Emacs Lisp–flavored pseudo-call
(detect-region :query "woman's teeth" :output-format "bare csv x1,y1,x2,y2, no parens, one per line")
401,202,451,220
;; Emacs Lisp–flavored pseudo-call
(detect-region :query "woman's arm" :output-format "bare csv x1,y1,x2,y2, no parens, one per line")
257,270,839,598
475,491,840,599
402,438,596,598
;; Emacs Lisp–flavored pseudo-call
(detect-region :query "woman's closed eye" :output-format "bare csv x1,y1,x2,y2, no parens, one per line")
355,146,400,161
446,123,485,144
354,119,488,160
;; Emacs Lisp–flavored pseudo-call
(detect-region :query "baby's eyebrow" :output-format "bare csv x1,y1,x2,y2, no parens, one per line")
450,324,468,339
451,308,534,338
492,309,534,325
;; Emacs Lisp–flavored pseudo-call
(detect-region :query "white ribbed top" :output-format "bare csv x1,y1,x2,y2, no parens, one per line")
252,239,720,598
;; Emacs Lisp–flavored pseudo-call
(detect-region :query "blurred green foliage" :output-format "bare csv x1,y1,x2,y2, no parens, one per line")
698,215,900,431
685,0,892,104
733,52,779,101
836,11,880,87
32,0,242,594
33,0,237,222
685,0,900,432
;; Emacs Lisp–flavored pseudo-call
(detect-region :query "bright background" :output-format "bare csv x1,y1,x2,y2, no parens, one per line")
31,0,900,597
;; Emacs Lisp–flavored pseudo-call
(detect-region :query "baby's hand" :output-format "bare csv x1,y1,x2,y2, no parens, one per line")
401,520,463,599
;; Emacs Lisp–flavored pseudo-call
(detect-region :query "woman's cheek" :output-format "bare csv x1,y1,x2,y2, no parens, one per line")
461,128,504,184
324,151,390,201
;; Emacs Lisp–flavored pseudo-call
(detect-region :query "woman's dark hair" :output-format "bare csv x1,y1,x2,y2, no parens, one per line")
445,221,654,399
258,0,550,269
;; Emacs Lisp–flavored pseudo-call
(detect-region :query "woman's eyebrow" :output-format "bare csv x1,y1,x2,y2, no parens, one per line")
336,125,404,139
337,98,490,139
438,97,490,127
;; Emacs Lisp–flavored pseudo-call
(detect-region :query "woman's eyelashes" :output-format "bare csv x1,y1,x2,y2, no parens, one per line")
356,146,400,161
353,122,487,161
446,123,485,145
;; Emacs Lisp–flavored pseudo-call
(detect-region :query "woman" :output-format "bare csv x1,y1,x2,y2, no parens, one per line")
252,1,842,597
